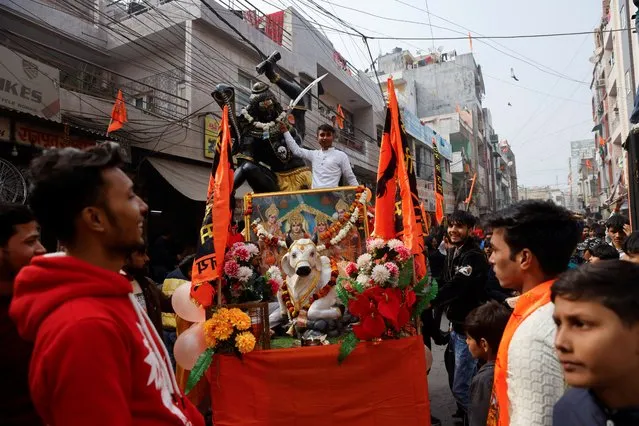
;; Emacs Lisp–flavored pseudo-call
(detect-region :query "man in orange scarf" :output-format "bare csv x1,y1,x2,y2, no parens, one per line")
485,200,580,426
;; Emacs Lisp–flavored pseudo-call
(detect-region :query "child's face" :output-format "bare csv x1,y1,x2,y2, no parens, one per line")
466,335,489,360
553,296,639,389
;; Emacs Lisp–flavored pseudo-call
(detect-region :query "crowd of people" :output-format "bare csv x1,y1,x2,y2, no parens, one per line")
1,140,639,426
421,202,639,426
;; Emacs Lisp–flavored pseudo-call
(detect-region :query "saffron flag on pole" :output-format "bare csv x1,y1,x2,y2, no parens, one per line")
336,104,345,130
107,90,127,134
432,137,445,224
374,78,427,279
191,105,235,307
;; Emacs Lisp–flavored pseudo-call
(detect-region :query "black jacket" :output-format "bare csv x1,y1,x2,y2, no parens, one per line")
554,388,639,425
431,239,488,332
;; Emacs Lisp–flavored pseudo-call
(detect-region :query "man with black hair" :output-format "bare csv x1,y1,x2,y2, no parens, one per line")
0,203,45,426
430,210,489,422
486,200,580,426
584,243,620,263
122,246,173,337
9,143,203,426
281,122,358,188
552,261,639,425
623,231,639,264
605,214,630,259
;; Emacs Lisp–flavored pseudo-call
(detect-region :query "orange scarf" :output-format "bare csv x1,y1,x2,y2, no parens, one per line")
487,280,554,426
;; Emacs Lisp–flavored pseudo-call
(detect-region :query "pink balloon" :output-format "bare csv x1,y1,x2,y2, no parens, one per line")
174,322,207,370
172,282,205,323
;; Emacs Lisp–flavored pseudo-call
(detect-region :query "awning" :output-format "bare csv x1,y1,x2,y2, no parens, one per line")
147,157,253,202
148,157,210,202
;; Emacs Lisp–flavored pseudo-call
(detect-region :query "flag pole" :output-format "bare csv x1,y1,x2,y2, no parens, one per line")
106,117,113,137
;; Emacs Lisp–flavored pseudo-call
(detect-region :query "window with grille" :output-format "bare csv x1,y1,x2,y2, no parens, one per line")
236,70,256,111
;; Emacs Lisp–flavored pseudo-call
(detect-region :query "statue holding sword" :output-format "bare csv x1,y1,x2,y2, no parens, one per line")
212,51,326,193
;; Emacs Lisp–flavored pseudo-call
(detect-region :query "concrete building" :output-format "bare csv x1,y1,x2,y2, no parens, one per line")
374,48,510,217
568,139,598,212
0,0,384,242
519,186,567,208
589,0,635,216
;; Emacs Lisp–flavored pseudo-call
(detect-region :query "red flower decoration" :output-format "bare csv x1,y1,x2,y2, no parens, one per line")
345,262,358,277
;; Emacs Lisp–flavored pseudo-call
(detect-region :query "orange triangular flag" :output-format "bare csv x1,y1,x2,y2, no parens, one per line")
191,105,235,307
336,104,345,129
107,90,127,134
599,136,606,146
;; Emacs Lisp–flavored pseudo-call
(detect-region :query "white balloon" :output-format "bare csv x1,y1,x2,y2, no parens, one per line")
171,282,205,323
174,322,207,370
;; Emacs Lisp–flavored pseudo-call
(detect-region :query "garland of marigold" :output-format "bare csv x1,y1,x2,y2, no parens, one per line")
280,258,338,319
318,186,365,248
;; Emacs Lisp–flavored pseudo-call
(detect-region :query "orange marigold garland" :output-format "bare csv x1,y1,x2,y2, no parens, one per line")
318,186,366,249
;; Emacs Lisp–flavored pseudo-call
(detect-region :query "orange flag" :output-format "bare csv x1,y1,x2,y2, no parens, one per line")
191,106,235,307
468,32,473,51
336,104,345,129
465,173,477,205
107,90,127,134
374,78,427,279
599,136,606,146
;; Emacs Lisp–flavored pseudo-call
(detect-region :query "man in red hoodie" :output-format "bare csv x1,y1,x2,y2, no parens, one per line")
0,203,46,425
10,143,204,426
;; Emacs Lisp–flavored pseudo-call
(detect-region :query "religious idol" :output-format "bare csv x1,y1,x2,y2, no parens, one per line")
285,212,310,246
212,51,312,194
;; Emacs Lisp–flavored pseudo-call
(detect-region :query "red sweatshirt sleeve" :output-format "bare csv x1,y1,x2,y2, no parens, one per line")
43,318,133,426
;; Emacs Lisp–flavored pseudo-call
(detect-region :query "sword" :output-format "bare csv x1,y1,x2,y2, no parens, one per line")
288,73,327,110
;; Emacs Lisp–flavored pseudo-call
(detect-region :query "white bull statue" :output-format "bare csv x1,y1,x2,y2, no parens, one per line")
268,239,341,330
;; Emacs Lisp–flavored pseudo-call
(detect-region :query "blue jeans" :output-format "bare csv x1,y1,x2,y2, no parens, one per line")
163,329,177,370
451,330,477,412
631,14,639,124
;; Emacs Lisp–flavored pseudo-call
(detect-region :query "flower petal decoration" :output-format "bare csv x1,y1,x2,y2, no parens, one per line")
376,288,401,322
353,313,386,340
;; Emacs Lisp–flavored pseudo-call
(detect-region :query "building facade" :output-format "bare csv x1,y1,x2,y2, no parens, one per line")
374,48,514,217
0,0,385,246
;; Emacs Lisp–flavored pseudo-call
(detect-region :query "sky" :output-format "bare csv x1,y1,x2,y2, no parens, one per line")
248,0,602,188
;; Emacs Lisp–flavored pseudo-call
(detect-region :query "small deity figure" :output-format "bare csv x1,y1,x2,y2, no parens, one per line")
285,212,310,246
259,203,285,272
312,215,335,258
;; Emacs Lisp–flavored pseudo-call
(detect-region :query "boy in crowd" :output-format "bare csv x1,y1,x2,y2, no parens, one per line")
623,231,639,264
552,260,639,425
10,143,203,425
584,243,620,263
605,215,630,259
486,200,580,426
430,210,489,422
0,203,46,425
465,301,512,426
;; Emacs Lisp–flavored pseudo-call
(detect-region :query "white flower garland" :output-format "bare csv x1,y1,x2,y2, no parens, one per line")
252,220,289,248
241,109,288,130
316,190,368,252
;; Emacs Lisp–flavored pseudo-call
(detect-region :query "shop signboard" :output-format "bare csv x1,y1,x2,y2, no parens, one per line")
204,114,219,159
15,122,93,150
0,46,61,122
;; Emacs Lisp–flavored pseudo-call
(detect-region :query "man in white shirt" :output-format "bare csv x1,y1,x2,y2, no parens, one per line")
281,123,358,189
485,200,580,426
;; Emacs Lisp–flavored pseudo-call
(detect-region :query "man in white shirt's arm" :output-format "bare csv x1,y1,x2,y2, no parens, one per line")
280,123,358,189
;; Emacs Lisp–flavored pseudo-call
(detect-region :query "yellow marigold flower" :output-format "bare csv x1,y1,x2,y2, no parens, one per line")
228,308,251,331
235,331,256,354
202,318,218,348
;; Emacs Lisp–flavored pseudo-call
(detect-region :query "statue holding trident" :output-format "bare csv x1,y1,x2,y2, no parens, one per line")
212,51,325,193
